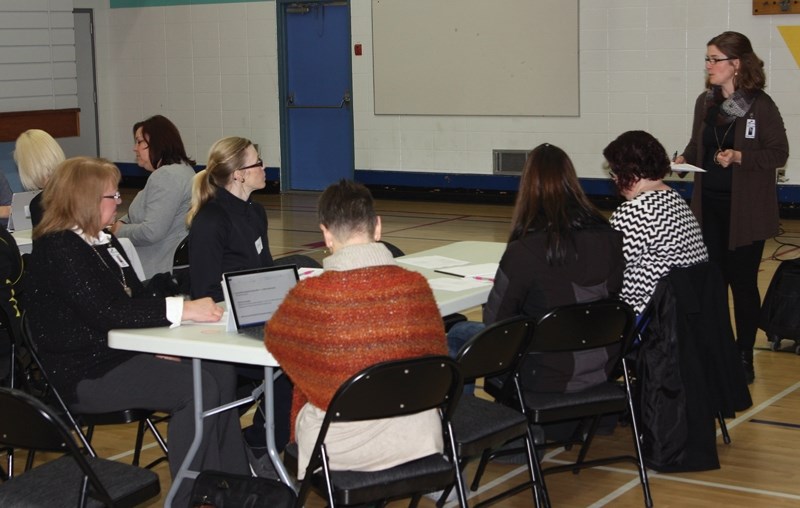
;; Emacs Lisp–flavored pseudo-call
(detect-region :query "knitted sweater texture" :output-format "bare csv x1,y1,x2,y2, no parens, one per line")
264,251,446,436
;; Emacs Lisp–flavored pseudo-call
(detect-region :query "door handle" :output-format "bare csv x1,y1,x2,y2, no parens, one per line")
286,91,351,109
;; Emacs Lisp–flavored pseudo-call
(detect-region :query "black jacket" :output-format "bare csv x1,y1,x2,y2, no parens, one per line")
188,186,274,301
637,262,752,472
25,231,169,403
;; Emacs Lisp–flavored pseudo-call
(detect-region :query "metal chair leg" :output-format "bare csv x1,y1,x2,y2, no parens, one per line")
718,411,731,444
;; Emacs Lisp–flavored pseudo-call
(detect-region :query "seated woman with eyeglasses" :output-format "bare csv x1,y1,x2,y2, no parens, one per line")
186,136,273,302
186,137,289,466
605,130,709,315
25,157,248,507
110,115,196,279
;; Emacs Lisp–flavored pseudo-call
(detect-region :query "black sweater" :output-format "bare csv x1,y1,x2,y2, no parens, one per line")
483,225,625,324
25,231,169,403
187,186,273,302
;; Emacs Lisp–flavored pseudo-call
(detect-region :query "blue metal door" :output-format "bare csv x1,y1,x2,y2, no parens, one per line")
278,1,353,191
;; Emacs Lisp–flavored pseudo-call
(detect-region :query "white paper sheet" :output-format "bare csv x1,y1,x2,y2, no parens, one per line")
397,255,470,269
427,277,492,292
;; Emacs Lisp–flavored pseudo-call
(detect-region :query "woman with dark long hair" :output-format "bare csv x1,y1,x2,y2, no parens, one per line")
111,115,196,278
447,143,624,394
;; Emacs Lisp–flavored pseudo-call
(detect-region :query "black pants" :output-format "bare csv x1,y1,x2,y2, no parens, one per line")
236,364,293,453
75,355,250,507
701,194,765,355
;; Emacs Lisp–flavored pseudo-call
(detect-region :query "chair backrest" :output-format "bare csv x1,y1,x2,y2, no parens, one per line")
379,240,405,258
172,235,190,270
456,315,534,382
0,386,74,453
0,387,117,505
528,300,636,357
19,312,97,455
324,356,461,426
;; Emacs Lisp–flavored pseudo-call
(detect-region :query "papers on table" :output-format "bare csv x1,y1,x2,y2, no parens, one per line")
397,255,469,270
670,163,706,173
428,277,491,292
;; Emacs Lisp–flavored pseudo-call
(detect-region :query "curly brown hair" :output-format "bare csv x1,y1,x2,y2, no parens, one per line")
603,131,670,194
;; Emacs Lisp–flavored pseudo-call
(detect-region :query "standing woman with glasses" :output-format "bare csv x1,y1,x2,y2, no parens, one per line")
186,136,273,302
674,31,789,383
110,115,196,279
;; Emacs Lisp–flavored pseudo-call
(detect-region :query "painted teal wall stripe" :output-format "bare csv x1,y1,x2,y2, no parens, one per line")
111,0,269,8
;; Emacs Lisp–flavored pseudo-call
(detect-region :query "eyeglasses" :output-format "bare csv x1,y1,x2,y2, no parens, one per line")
239,158,264,171
704,56,735,65
134,138,148,148
102,192,122,202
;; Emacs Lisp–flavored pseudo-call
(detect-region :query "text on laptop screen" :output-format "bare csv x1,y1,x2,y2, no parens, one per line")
225,266,298,329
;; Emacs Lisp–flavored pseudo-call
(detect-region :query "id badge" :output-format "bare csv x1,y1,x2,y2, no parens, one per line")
107,247,130,268
745,118,756,139
255,237,263,254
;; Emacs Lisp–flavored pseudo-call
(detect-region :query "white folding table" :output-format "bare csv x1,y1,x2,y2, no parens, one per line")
108,240,506,506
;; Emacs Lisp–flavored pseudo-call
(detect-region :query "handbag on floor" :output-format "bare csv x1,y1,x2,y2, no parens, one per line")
190,470,295,508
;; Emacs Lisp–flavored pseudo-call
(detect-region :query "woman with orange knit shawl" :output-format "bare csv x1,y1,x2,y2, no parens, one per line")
264,180,447,478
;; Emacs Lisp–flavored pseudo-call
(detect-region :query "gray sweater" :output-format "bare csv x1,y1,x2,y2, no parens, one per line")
116,162,195,278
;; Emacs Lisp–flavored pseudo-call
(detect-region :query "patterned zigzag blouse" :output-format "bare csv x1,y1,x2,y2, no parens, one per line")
610,189,709,313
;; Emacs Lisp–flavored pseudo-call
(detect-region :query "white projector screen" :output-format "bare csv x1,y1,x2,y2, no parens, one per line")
371,0,579,116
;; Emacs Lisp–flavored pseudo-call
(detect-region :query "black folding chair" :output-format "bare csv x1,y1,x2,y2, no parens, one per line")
481,300,652,507
295,355,467,508
0,387,160,507
20,313,168,471
171,236,191,294
439,316,548,508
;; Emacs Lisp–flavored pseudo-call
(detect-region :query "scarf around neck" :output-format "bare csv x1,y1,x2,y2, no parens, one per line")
706,86,757,124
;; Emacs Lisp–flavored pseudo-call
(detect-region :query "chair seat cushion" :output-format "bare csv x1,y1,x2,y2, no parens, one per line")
521,381,627,424
452,395,529,457
309,453,455,506
0,455,160,508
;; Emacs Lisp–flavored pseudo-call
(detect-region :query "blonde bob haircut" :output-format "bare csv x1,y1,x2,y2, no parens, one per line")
34,157,121,240
186,136,254,226
14,129,66,191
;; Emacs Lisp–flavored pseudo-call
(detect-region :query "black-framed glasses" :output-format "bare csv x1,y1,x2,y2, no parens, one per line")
102,192,122,201
704,56,734,64
239,158,264,171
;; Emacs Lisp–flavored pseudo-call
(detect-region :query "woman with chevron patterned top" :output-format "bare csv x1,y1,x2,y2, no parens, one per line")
605,130,709,315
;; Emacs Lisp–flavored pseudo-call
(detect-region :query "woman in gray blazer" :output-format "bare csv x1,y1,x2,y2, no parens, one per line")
111,115,196,279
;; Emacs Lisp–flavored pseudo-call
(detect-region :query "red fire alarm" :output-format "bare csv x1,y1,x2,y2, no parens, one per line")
354,43,362,56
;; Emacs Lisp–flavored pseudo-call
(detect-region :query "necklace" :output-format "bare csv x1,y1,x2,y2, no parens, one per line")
713,120,735,166
91,245,132,297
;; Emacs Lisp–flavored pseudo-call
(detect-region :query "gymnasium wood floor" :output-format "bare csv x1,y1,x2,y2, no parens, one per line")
8,189,800,507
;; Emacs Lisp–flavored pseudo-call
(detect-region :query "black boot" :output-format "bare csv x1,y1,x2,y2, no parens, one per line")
740,350,755,385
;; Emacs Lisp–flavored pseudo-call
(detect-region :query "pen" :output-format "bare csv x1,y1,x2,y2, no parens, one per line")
672,151,678,162
471,276,494,282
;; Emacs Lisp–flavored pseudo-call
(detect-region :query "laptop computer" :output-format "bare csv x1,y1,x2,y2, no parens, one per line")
7,190,40,231
221,265,299,338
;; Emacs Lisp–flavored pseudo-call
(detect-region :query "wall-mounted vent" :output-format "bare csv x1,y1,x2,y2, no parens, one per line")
493,150,530,175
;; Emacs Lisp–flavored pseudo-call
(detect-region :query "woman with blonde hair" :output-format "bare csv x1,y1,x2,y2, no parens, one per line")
25,156,248,507
186,136,272,302
12,128,66,227
186,137,286,463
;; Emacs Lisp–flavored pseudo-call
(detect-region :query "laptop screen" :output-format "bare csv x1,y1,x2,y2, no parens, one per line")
223,265,299,330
